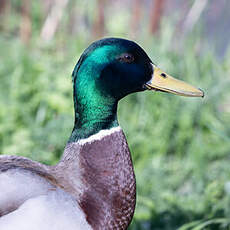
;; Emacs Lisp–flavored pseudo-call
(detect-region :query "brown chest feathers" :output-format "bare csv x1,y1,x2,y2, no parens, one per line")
58,128,136,230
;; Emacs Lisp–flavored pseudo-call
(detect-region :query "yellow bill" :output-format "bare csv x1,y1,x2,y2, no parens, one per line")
145,64,204,97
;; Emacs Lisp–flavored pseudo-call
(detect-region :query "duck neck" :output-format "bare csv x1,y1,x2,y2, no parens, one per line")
62,86,136,229
69,95,119,143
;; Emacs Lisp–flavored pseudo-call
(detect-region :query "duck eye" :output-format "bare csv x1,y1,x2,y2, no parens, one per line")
118,53,134,63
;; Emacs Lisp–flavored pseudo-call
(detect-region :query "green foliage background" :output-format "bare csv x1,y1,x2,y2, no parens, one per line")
1,1,230,229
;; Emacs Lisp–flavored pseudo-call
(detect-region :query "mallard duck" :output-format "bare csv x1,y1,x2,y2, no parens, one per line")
0,38,203,230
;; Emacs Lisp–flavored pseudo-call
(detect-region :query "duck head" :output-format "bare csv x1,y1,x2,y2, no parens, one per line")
70,38,204,141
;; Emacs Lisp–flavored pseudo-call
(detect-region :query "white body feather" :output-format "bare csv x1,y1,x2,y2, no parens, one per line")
0,169,92,230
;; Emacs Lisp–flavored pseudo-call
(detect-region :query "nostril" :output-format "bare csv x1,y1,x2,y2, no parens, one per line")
161,73,167,78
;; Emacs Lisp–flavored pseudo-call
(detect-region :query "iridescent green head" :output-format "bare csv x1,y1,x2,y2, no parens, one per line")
70,38,203,142
72,38,153,102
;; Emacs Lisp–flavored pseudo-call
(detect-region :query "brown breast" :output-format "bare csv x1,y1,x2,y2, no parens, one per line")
59,128,136,230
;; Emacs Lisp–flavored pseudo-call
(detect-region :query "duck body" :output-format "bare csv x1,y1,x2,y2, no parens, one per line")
0,38,203,229
0,126,134,230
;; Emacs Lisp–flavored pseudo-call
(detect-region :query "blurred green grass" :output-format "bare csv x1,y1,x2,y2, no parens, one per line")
1,2,230,229
1,34,230,229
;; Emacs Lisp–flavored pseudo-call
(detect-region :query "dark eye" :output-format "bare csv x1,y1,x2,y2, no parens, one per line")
118,53,134,63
